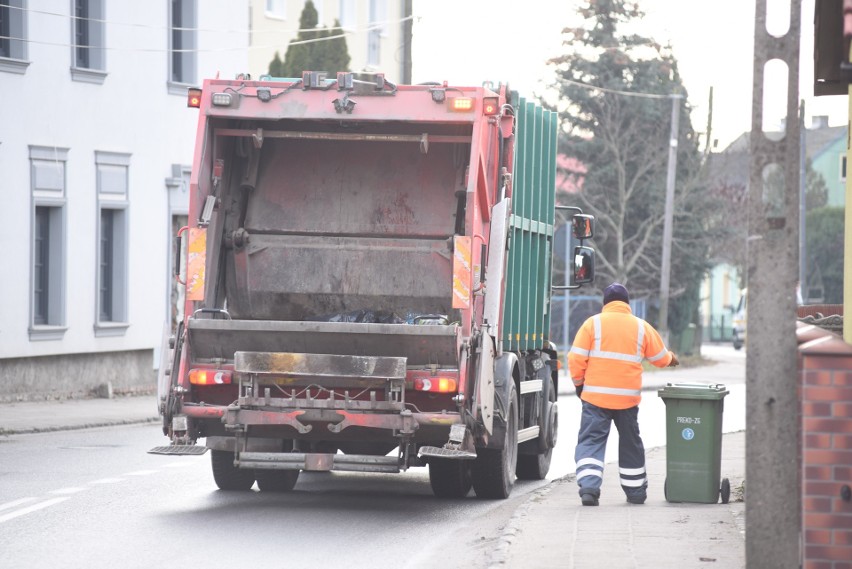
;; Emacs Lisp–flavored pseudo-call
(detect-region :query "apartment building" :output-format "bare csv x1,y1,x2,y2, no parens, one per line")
0,1,248,400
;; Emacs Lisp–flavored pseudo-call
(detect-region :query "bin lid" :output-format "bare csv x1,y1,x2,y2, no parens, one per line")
657,382,729,400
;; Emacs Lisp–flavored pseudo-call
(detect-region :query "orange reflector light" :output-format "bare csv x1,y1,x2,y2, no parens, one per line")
189,369,232,385
414,377,458,393
448,97,474,112
483,97,499,116
187,87,202,108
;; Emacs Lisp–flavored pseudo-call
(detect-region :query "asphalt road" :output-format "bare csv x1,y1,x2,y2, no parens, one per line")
0,423,548,569
0,344,745,569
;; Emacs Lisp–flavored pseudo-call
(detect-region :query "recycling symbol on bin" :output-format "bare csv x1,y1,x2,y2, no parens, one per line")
682,428,695,441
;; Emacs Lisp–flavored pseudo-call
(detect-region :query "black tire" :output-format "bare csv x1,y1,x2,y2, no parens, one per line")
517,376,557,481
472,386,518,499
255,469,300,492
720,477,731,504
428,459,472,498
211,450,255,491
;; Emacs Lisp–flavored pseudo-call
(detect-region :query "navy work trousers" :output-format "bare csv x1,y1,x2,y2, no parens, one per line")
574,401,648,500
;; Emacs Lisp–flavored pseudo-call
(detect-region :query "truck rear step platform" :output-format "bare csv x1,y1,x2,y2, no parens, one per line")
148,445,209,456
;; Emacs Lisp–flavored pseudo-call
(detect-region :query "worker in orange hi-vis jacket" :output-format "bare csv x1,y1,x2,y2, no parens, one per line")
568,282,680,506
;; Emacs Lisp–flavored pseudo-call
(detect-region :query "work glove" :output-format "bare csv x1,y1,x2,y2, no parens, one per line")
667,352,680,367
575,384,584,398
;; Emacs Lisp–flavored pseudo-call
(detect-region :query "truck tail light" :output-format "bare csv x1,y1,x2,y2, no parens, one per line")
187,88,202,108
448,97,474,112
189,369,232,385
483,97,499,116
414,377,458,393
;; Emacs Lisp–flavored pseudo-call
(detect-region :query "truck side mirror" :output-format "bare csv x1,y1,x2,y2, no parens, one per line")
572,214,594,240
573,246,595,285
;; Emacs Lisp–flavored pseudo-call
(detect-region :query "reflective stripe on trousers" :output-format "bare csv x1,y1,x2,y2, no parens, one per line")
574,401,648,499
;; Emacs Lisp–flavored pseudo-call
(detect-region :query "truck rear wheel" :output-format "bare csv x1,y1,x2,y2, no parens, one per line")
516,376,556,480
211,450,255,491
428,459,472,498
472,386,518,499
255,469,300,492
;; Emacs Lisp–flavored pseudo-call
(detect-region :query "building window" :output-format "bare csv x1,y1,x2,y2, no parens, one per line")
265,0,285,19
339,0,355,30
71,0,106,83
72,0,105,69
0,0,29,74
169,0,197,90
33,207,51,325
366,0,386,67
29,146,69,340
95,151,130,334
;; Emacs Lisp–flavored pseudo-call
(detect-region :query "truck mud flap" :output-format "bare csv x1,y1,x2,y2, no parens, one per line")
237,452,400,473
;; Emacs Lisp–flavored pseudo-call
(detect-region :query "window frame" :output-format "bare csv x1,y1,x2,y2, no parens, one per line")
29,146,69,341
0,0,30,74
168,0,197,94
70,0,107,83
265,0,286,20
94,151,131,336
338,0,356,31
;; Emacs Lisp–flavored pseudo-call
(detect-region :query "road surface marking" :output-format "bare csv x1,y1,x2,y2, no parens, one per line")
0,497,38,512
0,497,69,524
89,478,124,484
123,470,159,476
49,487,88,495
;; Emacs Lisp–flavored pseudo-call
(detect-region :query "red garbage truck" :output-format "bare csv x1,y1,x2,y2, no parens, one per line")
150,72,595,499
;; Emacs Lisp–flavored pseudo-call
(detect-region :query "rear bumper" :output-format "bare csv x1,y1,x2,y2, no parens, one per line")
183,403,459,438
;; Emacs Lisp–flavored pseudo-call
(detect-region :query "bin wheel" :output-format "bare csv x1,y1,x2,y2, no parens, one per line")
720,478,731,504
664,477,668,501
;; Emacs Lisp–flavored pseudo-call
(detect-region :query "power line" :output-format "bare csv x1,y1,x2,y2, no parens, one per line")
5,4,414,36
553,75,671,99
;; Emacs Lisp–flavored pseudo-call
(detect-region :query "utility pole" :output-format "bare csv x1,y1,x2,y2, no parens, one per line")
747,0,801,566
657,93,682,343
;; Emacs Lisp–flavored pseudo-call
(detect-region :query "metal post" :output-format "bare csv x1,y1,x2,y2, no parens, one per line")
799,99,807,300
845,87,852,342
563,221,571,356
657,93,682,343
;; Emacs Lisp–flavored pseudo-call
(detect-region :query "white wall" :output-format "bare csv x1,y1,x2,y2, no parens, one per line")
0,1,248,363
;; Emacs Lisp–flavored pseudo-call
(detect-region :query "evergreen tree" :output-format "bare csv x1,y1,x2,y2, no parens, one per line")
268,2,350,77
805,206,844,303
548,0,715,334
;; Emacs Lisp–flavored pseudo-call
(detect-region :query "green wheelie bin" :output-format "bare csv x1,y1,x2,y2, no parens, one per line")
657,383,730,504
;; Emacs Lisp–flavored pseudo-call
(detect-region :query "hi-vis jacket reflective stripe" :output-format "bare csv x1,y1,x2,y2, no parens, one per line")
568,301,672,410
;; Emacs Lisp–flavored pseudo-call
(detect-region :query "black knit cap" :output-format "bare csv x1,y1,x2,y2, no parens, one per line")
603,282,629,305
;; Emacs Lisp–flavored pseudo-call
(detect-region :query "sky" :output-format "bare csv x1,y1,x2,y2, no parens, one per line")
411,0,848,150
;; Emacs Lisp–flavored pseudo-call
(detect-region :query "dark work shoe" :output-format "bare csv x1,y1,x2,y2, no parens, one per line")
626,494,646,504
581,493,599,506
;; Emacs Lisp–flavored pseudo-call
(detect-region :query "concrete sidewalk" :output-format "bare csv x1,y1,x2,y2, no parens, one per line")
0,394,160,434
492,430,745,568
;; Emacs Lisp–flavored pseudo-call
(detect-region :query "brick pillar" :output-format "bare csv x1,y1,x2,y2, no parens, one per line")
799,326,852,568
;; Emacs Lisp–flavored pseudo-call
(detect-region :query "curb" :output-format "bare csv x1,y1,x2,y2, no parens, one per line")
0,416,160,436
487,474,573,568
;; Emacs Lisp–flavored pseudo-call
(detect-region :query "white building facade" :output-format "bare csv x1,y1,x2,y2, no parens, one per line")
0,1,249,400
